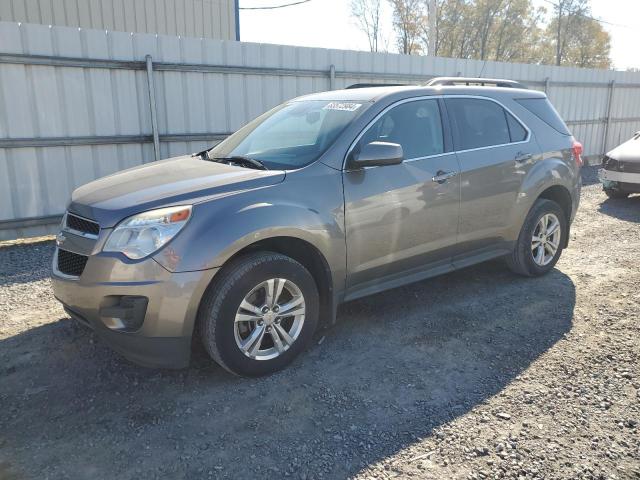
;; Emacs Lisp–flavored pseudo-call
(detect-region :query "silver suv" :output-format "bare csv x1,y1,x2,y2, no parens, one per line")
52,77,582,376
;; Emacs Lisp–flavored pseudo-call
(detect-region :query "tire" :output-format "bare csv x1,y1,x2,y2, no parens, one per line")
198,251,319,377
604,187,629,199
506,199,567,277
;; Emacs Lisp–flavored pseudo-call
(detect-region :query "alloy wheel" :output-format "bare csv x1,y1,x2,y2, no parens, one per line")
234,278,306,361
531,213,561,266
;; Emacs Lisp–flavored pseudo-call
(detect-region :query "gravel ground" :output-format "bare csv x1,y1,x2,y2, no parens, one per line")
1,166,639,480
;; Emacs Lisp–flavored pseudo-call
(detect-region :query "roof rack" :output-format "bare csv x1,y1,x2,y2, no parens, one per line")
346,83,408,89
426,77,527,89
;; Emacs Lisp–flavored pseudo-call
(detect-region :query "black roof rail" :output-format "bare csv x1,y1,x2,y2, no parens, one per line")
426,77,528,89
346,83,409,89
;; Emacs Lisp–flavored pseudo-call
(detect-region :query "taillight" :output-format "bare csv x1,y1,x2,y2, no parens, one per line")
572,139,583,167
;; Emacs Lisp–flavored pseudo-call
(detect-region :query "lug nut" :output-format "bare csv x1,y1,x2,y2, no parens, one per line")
273,305,280,313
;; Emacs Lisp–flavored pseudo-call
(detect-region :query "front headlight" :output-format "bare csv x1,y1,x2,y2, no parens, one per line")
103,205,192,260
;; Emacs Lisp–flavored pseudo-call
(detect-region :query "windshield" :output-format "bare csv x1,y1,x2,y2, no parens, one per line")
207,100,368,170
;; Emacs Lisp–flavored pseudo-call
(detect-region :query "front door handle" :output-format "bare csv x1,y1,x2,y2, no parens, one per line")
432,170,458,184
515,152,533,164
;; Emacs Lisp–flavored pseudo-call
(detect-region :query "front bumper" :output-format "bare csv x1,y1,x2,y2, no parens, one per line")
599,168,640,192
52,246,218,368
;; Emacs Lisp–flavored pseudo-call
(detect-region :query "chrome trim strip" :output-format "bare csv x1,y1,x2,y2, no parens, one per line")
346,151,457,172
404,151,456,164
62,226,99,240
343,94,532,170
453,138,531,155
64,212,100,240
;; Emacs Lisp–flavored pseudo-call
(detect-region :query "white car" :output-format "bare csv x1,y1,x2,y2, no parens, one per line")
600,132,640,199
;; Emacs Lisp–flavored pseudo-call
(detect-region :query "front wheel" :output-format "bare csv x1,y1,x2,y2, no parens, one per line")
199,252,319,377
506,199,567,277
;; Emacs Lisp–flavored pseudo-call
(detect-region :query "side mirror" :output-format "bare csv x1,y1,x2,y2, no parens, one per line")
350,141,403,169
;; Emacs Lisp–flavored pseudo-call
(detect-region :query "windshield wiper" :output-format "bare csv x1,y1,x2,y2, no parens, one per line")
210,155,268,170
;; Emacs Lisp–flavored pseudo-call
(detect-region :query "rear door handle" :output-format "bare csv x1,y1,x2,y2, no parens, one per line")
515,152,533,164
432,170,458,184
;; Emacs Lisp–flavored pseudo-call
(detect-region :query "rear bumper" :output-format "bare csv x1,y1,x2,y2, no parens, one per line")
52,249,218,369
572,175,581,223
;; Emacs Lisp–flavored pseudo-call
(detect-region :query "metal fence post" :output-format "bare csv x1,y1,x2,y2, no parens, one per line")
145,55,161,163
602,80,615,155
329,64,336,90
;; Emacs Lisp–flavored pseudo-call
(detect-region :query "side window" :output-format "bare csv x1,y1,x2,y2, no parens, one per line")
515,98,571,135
357,99,444,160
505,111,528,142
446,98,511,150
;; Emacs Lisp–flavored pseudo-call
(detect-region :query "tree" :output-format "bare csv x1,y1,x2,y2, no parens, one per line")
549,0,589,66
472,0,506,60
427,0,472,58
388,0,425,54
350,0,385,52
389,0,611,69
425,0,544,63
569,18,610,68
426,0,437,56
543,14,611,68
486,0,545,62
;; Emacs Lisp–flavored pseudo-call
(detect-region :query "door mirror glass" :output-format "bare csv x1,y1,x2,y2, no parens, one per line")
351,141,403,168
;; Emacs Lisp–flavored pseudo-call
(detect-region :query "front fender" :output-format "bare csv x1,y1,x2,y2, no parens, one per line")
152,164,346,291
156,202,343,268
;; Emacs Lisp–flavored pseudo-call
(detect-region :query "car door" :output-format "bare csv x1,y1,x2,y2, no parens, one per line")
444,97,539,264
343,98,461,297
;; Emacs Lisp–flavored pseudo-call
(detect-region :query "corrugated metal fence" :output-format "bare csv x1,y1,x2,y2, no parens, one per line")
2,20,640,240
0,0,237,40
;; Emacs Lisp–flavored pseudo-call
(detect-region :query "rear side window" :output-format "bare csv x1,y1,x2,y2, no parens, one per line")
515,98,571,135
506,112,528,142
445,98,511,150
357,99,444,159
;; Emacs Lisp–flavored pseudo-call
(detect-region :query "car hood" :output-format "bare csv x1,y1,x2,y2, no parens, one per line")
607,133,640,163
68,155,286,227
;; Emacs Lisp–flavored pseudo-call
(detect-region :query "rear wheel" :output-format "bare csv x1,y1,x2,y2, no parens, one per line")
603,187,629,199
199,252,319,377
507,199,567,277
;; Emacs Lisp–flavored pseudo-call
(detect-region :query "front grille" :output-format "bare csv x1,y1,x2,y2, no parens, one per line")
57,249,89,277
602,156,640,174
66,213,100,236
602,156,619,171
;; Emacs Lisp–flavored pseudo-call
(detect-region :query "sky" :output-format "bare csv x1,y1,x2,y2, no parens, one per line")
239,0,640,71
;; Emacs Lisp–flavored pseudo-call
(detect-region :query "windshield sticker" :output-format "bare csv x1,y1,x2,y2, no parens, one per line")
323,102,362,112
